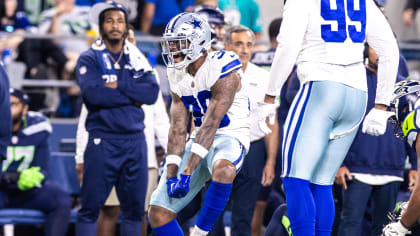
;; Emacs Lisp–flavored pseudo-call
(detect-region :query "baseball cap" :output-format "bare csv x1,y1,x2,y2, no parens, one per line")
10,88,29,105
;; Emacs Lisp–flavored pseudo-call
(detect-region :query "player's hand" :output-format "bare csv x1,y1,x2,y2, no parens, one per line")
362,108,394,136
166,174,191,198
408,170,417,192
17,167,45,191
261,162,275,187
382,221,410,236
257,102,276,134
76,163,84,184
334,166,352,190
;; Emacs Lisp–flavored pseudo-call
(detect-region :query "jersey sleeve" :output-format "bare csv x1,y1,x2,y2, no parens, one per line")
266,0,309,96
365,0,399,106
402,110,420,149
207,50,242,89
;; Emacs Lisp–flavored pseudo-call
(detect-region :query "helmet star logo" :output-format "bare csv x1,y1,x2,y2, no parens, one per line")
187,19,202,29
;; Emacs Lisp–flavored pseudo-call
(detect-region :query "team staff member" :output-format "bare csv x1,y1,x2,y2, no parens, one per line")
0,89,71,236
76,1,159,236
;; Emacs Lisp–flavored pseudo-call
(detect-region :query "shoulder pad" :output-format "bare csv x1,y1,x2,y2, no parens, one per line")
22,112,52,136
209,50,242,79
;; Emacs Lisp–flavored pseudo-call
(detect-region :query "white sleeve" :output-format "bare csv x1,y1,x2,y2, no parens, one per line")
266,0,309,97
75,104,88,164
366,0,399,106
153,70,170,153
154,93,170,153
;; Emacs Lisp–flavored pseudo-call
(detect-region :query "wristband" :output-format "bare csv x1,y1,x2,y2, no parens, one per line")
165,155,182,167
191,143,208,159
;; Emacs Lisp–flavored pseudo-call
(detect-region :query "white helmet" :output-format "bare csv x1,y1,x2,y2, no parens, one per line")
161,12,213,69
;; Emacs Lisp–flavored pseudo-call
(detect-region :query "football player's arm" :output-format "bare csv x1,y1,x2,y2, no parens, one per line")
166,92,189,179
117,70,160,105
264,0,309,103
77,55,134,108
366,0,399,107
400,134,420,227
182,71,240,175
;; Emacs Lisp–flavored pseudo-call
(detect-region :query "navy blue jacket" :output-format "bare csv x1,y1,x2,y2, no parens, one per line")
0,62,11,160
77,49,159,139
1,112,51,189
343,68,417,177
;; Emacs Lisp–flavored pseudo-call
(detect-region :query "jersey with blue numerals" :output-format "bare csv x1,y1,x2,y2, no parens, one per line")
2,112,52,175
167,50,251,151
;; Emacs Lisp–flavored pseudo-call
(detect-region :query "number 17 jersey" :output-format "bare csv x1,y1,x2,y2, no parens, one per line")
167,50,251,152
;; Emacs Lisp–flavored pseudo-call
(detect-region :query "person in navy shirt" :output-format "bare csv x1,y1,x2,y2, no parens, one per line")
0,89,71,236
75,2,159,236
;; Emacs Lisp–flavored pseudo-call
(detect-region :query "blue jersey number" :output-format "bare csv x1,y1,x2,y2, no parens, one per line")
321,0,366,43
181,91,230,128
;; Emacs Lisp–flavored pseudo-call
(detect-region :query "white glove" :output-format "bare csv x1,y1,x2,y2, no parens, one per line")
382,221,410,236
257,102,276,135
362,108,394,136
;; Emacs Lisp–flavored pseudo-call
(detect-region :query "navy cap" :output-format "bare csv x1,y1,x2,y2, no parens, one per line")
10,88,29,105
89,1,128,25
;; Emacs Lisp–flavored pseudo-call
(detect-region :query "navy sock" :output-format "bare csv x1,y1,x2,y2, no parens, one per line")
196,181,232,231
283,177,316,236
152,218,183,236
310,183,334,236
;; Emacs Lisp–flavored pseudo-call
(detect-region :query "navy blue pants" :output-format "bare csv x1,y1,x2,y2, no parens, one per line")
338,179,400,236
231,138,266,236
76,137,148,236
0,183,72,236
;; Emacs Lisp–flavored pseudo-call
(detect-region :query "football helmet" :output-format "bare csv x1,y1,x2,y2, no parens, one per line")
390,79,420,137
161,12,213,69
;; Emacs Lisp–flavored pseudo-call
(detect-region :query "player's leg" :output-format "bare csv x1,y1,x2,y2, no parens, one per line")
77,138,118,236
192,135,245,235
8,183,72,236
231,138,266,236
149,139,211,235
337,180,372,236
115,138,148,236
97,187,120,236
281,81,334,236
311,84,366,236
370,182,401,236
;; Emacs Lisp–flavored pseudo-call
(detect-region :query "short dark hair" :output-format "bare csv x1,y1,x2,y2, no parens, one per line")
268,18,282,40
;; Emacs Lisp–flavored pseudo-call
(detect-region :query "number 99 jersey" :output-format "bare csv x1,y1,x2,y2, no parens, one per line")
167,50,251,152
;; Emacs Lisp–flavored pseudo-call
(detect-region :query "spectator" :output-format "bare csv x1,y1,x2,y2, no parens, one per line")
0,88,71,236
402,0,420,26
75,2,159,235
335,45,417,236
140,0,194,36
218,0,263,38
0,61,11,173
222,24,278,236
192,5,226,51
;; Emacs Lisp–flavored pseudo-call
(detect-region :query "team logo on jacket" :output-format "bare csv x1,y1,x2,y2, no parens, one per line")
94,138,101,145
79,66,87,75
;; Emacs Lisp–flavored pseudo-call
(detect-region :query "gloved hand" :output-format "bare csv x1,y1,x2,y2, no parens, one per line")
382,221,410,236
362,108,394,136
257,102,276,134
166,174,191,198
17,166,45,191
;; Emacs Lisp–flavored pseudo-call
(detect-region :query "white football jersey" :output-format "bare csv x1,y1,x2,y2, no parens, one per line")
267,0,399,106
167,50,251,151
